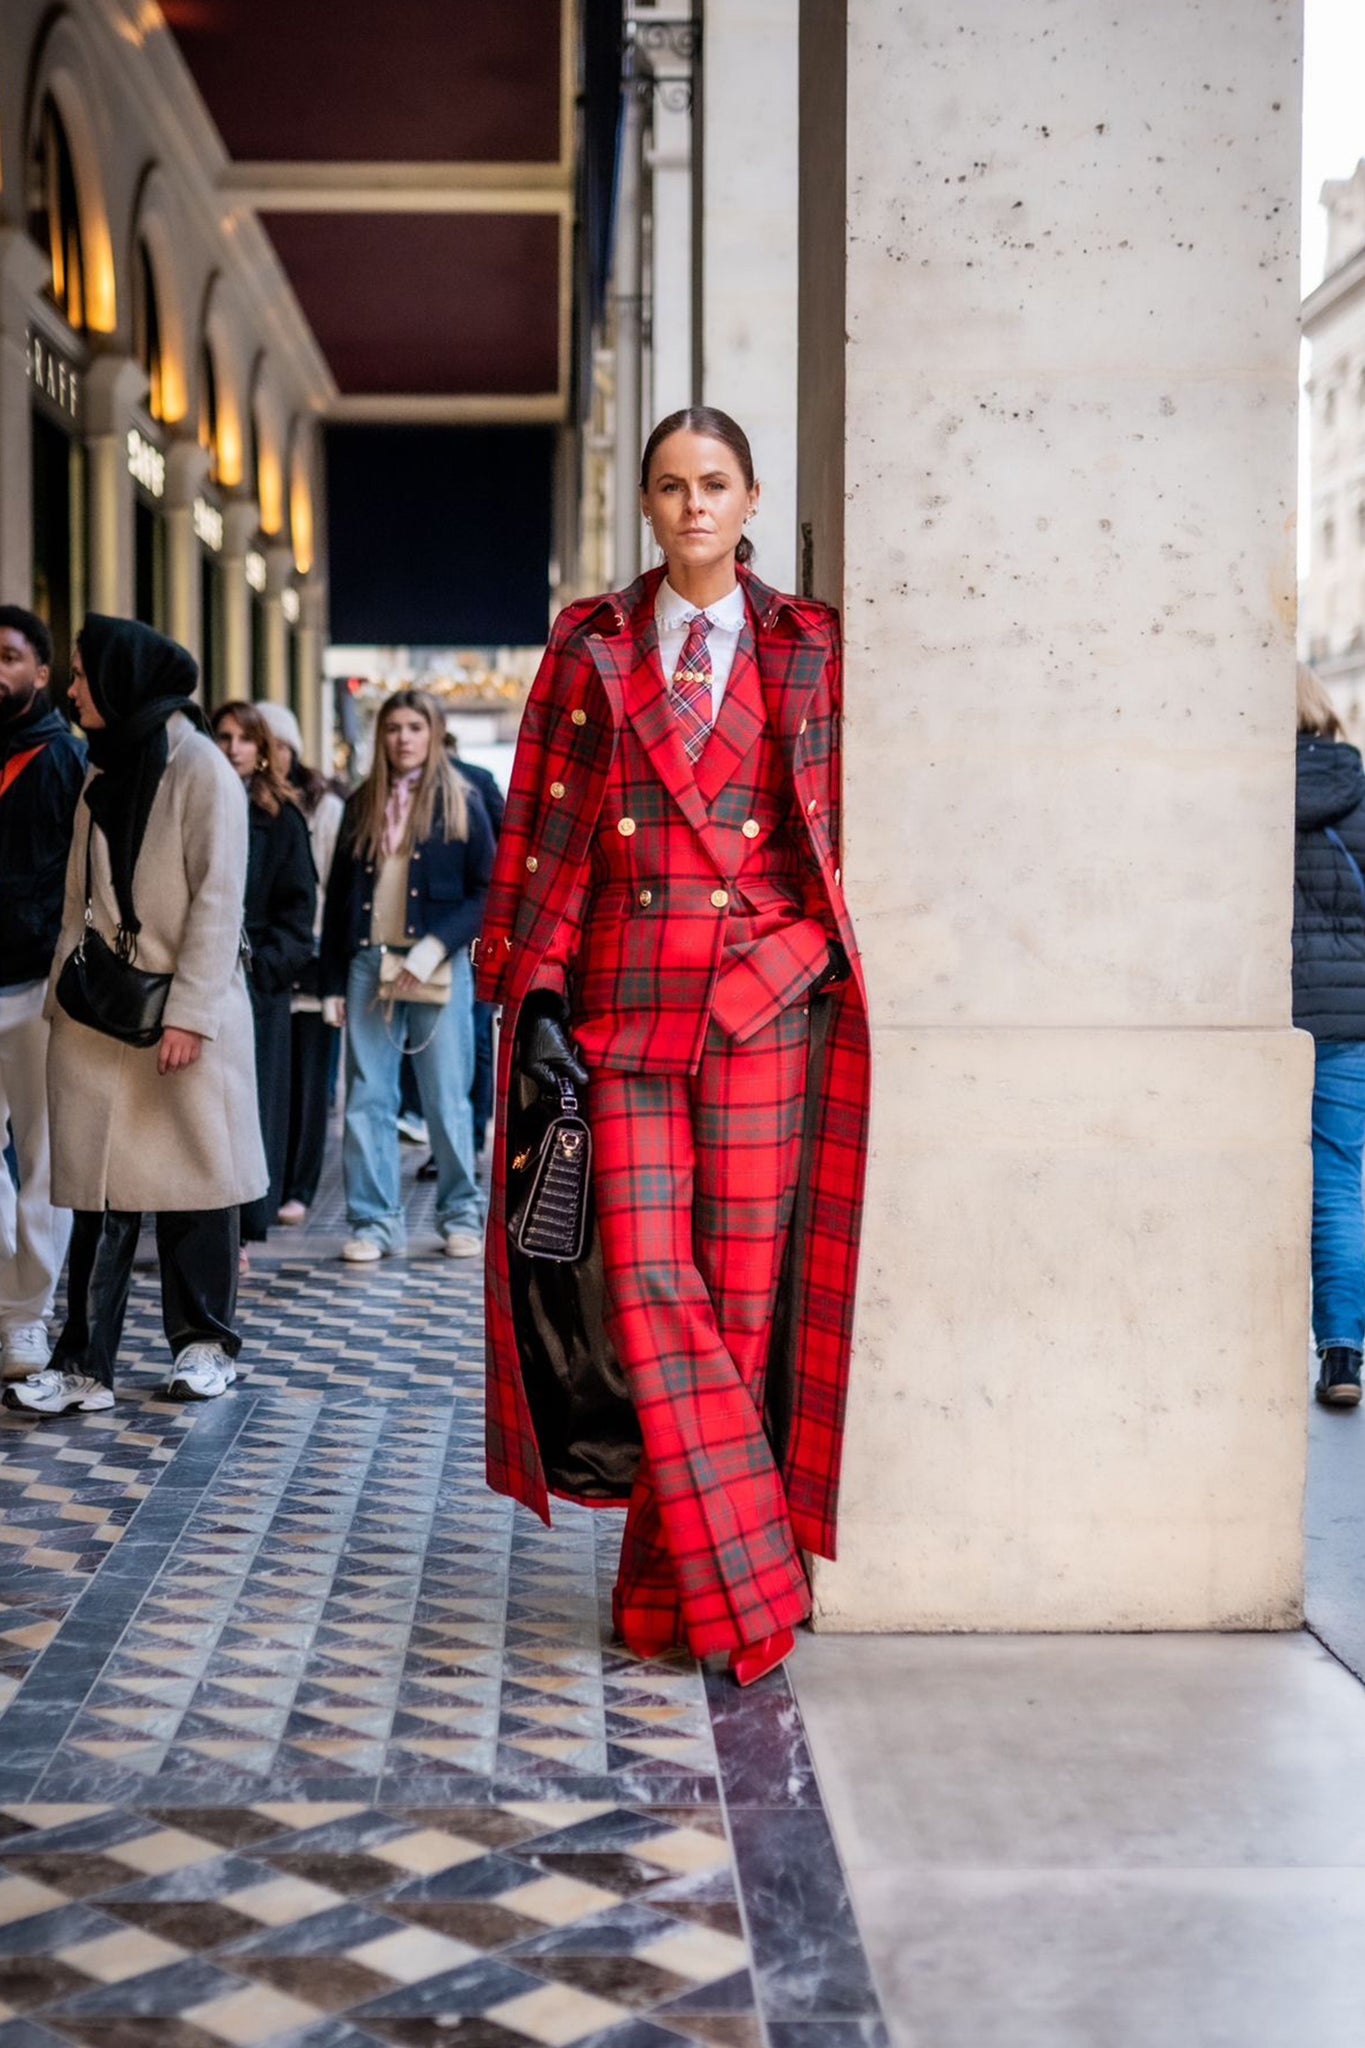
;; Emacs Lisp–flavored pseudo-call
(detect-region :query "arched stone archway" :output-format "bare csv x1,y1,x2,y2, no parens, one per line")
129,163,190,427
25,12,119,334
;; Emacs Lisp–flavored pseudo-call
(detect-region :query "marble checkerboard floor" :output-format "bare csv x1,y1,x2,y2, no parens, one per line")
0,1149,887,2048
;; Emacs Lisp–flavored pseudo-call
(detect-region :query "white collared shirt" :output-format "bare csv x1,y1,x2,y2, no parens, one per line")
655,578,747,720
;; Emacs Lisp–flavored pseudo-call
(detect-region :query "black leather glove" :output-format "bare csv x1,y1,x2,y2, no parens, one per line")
518,991,590,1096
810,940,851,997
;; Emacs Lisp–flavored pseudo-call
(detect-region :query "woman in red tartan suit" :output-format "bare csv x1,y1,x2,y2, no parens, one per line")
475,408,870,1684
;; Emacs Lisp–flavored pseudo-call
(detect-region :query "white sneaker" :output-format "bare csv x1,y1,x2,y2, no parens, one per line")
2,1323,52,1380
341,1235,385,1263
442,1230,483,1260
166,1343,237,1402
397,1114,429,1147
3,1367,113,1415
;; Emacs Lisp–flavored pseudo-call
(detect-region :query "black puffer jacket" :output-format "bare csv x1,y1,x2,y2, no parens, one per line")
1294,734,1365,1038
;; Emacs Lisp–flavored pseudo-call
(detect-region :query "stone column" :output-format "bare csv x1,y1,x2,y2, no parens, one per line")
261,541,293,706
219,498,256,704
613,62,647,586
296,579,327,768
83,354,146,619
0,233,50,604
802,0,1308,1631
645,75,694,417
701,0,799,590
164,437,209,667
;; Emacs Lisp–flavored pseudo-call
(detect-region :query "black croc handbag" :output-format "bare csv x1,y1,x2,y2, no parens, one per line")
511,1079,593,1262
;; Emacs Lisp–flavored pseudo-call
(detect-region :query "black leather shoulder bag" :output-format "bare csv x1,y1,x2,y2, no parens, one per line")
55,828,172,1049
511,1078,593,1262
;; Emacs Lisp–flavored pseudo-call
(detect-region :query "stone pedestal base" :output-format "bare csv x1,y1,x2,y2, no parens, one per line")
812,1025,1312,1632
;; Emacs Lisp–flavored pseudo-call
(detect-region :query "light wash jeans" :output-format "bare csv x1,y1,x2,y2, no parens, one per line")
1310,1038,1365,1353
0,978,71,1332
342,946,484,1247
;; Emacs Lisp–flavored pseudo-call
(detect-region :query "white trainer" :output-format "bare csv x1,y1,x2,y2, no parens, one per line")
2,1323,52,1380
341,1236,385,1263
443,1230,483,1260
3,1367,113,1415
166,1343,237,1402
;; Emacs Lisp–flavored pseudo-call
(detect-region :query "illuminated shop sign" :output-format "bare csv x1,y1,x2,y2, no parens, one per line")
244,550,267,593
126,428,165,499
193,497,224,552
26,330,80,423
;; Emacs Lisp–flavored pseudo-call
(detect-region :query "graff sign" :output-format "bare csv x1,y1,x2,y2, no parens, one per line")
27,331,80,422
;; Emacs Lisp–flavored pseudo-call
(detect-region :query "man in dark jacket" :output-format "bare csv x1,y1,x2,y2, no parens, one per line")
0,605,85,1380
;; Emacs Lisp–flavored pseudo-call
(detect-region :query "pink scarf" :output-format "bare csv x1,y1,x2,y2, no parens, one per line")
381,768,422,860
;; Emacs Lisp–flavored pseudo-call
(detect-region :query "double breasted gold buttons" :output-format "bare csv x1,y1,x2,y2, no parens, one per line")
571,708,587,725
617,817,636,837
711,888,729,909
525,855,538,872
638,889,653,907
550,781,565,799
741,819,760,839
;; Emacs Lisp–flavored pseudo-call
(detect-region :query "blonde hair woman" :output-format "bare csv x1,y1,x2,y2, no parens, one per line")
320,690,494,1262
1295,661,1365,1407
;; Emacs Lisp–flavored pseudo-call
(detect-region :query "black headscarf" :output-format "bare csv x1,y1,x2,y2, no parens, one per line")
79,615,207,935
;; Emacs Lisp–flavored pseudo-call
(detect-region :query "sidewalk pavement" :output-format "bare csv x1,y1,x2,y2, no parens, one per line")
789,1375,1365,2048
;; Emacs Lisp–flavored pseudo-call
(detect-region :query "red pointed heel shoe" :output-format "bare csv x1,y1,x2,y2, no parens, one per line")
728,1628,795,1688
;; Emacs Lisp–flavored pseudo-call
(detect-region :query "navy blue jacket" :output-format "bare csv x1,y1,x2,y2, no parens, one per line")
0,695,86,988
1293,734,1365,1040
320,784,494,998
455,755,504,839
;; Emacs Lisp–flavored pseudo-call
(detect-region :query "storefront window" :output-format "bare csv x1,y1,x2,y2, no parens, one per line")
31,409,86,693
134,242,166,422
28,99,86,331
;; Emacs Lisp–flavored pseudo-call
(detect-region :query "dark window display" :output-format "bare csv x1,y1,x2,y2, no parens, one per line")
31,408,86,693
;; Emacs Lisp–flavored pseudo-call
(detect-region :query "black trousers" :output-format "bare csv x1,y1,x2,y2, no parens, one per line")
53,1207,241,1389
242,985,292,1241
283,1009,338,1208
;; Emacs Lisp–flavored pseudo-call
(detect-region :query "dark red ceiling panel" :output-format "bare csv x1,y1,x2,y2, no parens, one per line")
260,213,561,394
161,1,562,163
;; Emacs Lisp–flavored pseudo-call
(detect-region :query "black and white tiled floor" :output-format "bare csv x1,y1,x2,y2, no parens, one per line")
0,1151,887,2047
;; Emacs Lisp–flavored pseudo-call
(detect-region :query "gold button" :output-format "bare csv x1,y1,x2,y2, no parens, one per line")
525,855,538,872
711,888,729,909
617,817,636,837
741,819,760,839
571,708,587,725
807,798,817,813
550,781,565,799
799,717,808,735
834,866,842,885
638,889,652,907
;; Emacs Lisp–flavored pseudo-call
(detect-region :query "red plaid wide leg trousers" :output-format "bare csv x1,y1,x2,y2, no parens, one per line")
590,1010,813,1658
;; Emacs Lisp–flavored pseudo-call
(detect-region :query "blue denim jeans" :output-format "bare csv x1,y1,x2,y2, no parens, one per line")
342,946,484,1247
1310,1039,1365,1353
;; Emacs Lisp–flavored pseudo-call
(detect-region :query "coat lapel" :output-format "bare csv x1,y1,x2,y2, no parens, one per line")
741,567,828,756
694,618,765,805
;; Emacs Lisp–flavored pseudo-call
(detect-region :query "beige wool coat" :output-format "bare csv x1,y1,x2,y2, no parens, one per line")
46,713,268,1212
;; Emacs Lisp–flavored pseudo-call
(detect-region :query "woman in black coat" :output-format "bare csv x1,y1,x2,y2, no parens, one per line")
212,702,316,1258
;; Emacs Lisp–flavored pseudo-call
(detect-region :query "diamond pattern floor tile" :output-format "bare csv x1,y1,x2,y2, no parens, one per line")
0,1144,887,2045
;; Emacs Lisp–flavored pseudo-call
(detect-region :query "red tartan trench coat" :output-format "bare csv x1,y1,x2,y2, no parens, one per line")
474,564,871,1560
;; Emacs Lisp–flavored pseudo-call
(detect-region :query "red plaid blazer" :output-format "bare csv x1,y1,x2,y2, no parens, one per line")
477,565,871,1559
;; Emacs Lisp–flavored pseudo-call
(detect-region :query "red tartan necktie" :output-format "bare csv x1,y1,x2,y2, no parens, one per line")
669,612,713,763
